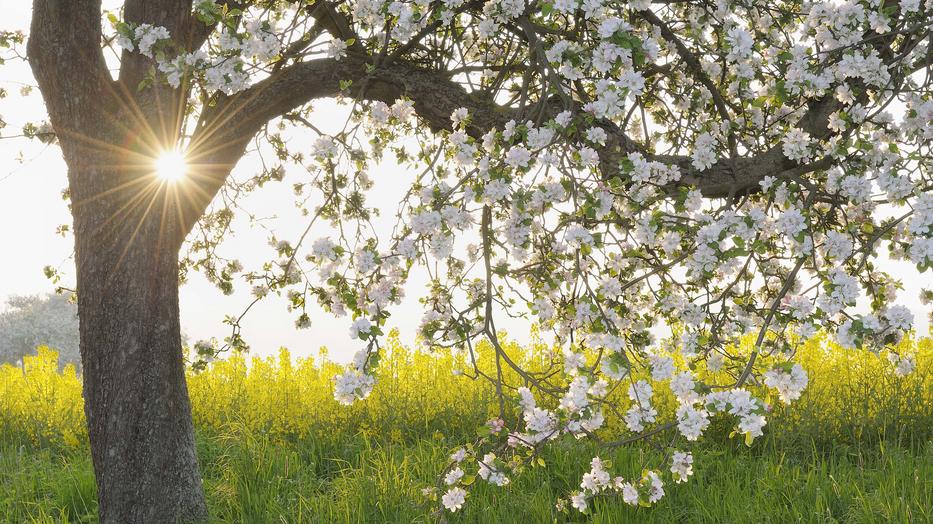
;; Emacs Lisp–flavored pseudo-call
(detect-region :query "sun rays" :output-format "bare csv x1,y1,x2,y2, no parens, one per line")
40,70,274,291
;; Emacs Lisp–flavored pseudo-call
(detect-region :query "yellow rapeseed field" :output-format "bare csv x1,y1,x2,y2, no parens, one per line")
1,330,930,450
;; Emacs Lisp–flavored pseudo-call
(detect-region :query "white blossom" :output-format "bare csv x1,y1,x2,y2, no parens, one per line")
763,364,809,404
670,451,693,483
442,487,466,512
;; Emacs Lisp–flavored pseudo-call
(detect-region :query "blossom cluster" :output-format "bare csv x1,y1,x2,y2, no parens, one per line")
763,364,809,404
568,457,666,513
112,9,281,93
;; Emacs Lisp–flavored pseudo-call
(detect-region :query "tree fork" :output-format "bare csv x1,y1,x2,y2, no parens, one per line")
64,135,208,521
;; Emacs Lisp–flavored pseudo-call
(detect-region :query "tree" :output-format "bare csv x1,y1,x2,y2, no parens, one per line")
4,0,930,521
0,294,81,368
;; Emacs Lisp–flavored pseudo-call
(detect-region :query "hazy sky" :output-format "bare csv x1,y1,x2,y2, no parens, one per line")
0,3,928,364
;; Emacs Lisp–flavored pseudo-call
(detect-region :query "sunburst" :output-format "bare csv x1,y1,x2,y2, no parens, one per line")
155,149,188,182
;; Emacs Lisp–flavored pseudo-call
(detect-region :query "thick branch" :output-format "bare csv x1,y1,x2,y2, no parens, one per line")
182,49,849,241
28,1,112,141
181,52,510,242
669,97,840,197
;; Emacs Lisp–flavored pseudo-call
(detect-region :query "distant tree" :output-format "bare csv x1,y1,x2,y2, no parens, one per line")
0,294,80,369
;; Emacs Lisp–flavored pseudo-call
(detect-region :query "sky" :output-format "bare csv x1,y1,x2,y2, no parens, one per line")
0,2,929,364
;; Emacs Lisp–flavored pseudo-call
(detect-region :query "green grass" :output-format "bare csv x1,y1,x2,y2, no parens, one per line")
1,431,931,523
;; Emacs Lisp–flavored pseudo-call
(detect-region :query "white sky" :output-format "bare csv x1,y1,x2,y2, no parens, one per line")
0,2,928,364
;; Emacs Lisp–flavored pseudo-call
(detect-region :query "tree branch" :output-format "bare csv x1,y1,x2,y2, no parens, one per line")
180,45,853,243
639,9,738,154
28,1,112,140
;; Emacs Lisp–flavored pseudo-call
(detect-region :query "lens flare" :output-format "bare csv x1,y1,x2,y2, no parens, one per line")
155,149,188,182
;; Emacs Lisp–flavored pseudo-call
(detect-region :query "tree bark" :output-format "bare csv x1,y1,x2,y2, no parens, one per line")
68,148,208,523
76,238,207,524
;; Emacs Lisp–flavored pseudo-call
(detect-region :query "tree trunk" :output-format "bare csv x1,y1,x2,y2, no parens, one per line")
26,3,223,521
70,151,208,523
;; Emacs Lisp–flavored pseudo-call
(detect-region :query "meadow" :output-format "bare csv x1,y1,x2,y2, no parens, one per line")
1,332,931,523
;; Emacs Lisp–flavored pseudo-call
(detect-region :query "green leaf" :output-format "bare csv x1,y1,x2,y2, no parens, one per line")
775,80,788,103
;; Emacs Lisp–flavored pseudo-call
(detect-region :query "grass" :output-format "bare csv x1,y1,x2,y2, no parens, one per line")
1,335,931,522
1,434,931,523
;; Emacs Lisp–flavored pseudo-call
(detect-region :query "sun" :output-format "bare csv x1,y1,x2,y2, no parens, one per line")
155,149,188,182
